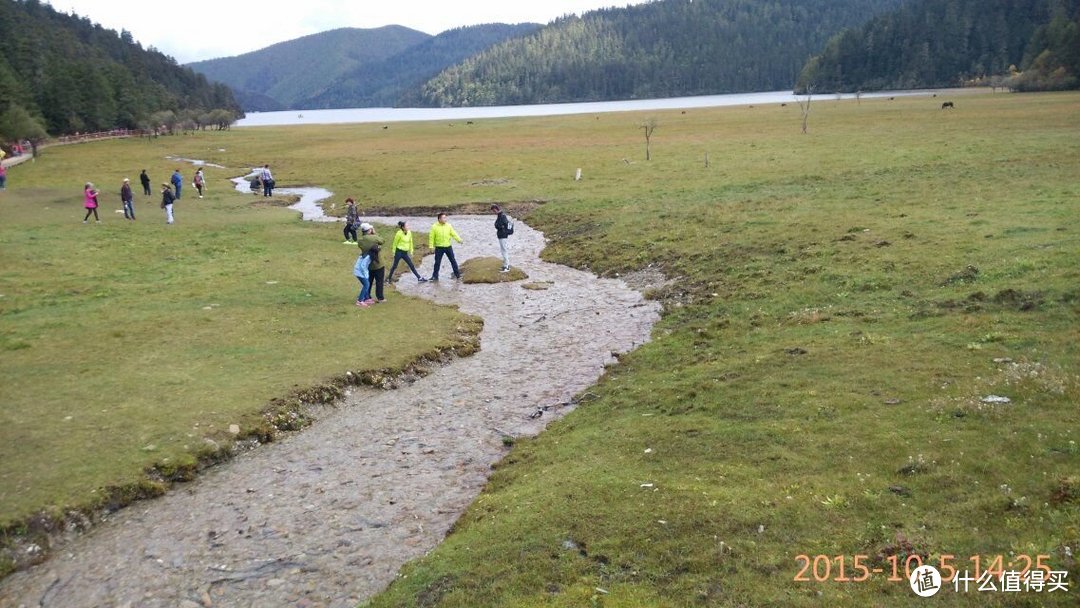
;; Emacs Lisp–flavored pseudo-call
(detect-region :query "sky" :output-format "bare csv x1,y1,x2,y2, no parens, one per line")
46,0,649,64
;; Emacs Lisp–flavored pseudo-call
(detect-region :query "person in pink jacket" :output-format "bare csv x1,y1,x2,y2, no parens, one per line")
82,182,100,223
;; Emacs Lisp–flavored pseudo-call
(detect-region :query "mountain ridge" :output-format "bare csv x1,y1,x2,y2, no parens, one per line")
188,26,432,111
299,23,542,110
403,0,908,107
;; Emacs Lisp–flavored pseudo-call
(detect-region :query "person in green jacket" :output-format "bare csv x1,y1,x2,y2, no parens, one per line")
387,221,427,283
356,222,387,302
428,213,463,281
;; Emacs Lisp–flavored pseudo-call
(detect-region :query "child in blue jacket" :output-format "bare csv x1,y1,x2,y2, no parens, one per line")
353,245,379,307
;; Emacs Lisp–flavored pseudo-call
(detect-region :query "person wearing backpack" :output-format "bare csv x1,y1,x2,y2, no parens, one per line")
492,204,513,272
193,168,206,198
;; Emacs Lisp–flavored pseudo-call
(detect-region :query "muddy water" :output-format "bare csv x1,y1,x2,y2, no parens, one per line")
0,216,660,608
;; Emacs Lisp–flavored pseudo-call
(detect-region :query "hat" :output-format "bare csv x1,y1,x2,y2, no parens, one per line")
161,183,170,188
123,178,130,182
359,222,373,232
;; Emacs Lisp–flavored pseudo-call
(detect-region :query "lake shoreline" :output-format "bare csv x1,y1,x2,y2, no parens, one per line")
237,87,988,127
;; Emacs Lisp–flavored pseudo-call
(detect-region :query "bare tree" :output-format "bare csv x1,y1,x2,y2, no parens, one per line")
640,118,657,160
797,86,813,134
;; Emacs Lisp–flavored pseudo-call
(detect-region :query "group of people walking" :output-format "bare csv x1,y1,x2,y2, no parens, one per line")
81,167,208,224
351,205,514,308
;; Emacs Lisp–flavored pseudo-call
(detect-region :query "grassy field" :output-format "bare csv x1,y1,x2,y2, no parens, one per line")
2,90,1078,605
0,146,480,563
354,92,1075,606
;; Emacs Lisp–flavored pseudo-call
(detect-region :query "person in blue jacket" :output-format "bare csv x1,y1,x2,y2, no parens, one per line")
353,245,378,307
170,168,183,199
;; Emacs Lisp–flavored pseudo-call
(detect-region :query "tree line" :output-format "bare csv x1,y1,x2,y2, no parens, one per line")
404,0,905,107
796,0,1080,92
0,0,242,145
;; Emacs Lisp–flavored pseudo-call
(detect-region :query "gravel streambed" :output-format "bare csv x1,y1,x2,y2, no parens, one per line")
0,211,660,608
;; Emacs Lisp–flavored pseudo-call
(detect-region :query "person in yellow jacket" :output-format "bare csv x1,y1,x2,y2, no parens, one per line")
428,213,463,281
387,220,427,283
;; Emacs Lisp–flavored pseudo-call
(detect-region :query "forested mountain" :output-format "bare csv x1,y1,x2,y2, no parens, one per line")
188,26,432,111
797,0,1080,92
189,24,540,111
404,0,907,107
0,0,240,138
299,23,541,109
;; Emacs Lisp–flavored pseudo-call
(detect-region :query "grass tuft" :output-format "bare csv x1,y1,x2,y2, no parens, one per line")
459,256,528,283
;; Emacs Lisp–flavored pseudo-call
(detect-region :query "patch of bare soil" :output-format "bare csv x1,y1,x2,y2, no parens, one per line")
0,216,660,608
618,265,675,293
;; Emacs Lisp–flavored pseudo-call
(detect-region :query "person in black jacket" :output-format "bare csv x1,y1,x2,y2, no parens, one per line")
492,204,512,272
139,169,151,196
161,183,176,224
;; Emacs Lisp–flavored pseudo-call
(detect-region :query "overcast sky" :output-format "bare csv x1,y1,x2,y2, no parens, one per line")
46,0,648,64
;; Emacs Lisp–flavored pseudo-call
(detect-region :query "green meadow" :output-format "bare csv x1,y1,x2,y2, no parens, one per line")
0,145,480,552
2,91,1079,606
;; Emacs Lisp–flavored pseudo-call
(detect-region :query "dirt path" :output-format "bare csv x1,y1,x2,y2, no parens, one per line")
0,216,660,608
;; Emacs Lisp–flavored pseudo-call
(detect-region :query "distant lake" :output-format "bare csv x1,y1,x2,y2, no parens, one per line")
236,89,954,127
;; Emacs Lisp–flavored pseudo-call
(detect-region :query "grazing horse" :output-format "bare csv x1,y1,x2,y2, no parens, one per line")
941,101,955,109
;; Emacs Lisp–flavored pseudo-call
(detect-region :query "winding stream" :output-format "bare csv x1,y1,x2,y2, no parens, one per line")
0,181,660,607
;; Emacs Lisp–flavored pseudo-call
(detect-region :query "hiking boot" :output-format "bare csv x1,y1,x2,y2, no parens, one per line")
417,277,428,282
453,274,462,279
355,300,368,307
429,277,438,282
500,266,510,273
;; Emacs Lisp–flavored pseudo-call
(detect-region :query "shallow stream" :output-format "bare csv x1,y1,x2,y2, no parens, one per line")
0,187,660,607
